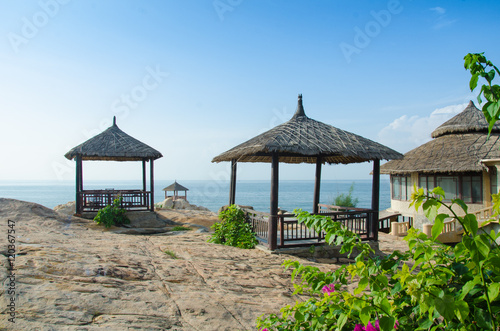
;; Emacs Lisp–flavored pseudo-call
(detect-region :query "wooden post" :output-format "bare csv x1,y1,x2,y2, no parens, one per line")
150,159,154,211
75,155,82,214
229,159,237,205
269,152,279,250
142,159,147,192
313,156,322,214
371,159,380,241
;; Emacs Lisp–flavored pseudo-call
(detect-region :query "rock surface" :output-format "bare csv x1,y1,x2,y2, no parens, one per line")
0,198,329,330
0,198,409,330
157,198,212,212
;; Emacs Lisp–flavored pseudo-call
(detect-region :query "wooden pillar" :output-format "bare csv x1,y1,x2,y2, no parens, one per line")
269,152,279,250
229,159,237,205
313,156,322,214
371,159,380,241
150,159,155,211
75,155,82,214
142,159,147,192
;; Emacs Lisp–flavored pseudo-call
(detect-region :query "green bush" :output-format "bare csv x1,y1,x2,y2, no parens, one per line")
208,204,258,249
93,197,130,228
332,182,359,208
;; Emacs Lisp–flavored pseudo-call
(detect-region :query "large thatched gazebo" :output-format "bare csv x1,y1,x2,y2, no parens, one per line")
212,94,403,249
380,101,500,230
65,117,163,214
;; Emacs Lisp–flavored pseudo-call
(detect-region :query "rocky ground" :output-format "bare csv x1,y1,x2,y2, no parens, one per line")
0,198,408,330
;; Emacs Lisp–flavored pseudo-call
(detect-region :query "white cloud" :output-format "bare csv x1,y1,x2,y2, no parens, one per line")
429,6,457,29
430,7,446,15
378,103,468,154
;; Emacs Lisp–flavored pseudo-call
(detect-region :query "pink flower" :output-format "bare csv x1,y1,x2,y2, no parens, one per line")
366,321,380,331
321,283,336,295
353,321,380,331
260,328,269,331
394,320,399,329
354,325,365,331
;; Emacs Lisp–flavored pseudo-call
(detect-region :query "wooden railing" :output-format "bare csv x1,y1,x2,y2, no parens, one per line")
244,205,378,249
79,189,151,212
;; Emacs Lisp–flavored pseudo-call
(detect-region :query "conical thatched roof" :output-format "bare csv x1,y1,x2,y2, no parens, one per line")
432,100,500,138
380,101,500,174
162,181,189,192
65,117,163,161
212,95,403,164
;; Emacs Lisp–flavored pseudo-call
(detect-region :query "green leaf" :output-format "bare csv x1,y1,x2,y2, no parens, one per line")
470,73,479,91
464,213,478,236
474,235,491,258
454,300,469,323
435,295,455,321
432,214,447,241
355,277,369,295
431,186,446,198
488,282,500,301
451,198,468,213
423,200,439,222
475,308,493,329
378,316,395,331
360,306,371,326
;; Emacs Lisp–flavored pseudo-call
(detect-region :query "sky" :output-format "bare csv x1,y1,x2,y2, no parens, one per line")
1,0,499,183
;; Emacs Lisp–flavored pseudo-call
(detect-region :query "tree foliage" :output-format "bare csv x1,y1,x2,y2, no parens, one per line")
464,52,500,135
332,183,359,208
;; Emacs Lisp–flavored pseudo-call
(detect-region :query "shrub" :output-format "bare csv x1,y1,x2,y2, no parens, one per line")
256,188,500,330
208,204,258,249
93,197,130,228
332,182,359,208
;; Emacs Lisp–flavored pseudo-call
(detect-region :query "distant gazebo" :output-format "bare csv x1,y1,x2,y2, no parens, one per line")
162,181,189,201
65,117,163,214
212,94,403,250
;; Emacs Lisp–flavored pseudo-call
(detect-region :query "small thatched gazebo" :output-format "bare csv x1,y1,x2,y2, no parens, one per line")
162,181,189,201
212,94,403,249
65,117,163,214
380,101,500,230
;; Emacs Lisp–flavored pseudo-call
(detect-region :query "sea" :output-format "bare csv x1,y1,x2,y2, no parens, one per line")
0,179,391,213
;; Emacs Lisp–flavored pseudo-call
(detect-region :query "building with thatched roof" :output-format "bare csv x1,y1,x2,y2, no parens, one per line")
65,117,163,214
162,181,189,201
380,101,500,230
213,94,403,250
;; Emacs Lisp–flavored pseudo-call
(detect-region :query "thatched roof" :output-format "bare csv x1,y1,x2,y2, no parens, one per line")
432,101,500,138
212,95,403,164
381,101,500,174
65,117,163,161
162,181,189,192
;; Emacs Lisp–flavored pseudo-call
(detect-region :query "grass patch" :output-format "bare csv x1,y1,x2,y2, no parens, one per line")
164,250,178,259
171,226,192,231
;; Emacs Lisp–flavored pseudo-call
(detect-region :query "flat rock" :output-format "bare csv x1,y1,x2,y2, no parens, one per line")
0,198,327,330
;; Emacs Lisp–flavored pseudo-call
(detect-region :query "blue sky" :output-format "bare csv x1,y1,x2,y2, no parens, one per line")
1,0,499,182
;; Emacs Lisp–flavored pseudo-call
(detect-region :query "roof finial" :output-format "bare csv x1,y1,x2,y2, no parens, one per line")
292,93,306,118
113,116,117,126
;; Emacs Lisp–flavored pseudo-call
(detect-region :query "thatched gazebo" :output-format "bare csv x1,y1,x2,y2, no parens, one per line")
65,117,163,214
162,181,189,201
212,94,403,249
380,101,500,230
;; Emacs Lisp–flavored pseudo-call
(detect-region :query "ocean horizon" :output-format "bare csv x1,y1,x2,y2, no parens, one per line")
0,179,391,213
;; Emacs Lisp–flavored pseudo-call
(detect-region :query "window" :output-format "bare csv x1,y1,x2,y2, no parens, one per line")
391,175,411,200
418,173,482,203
